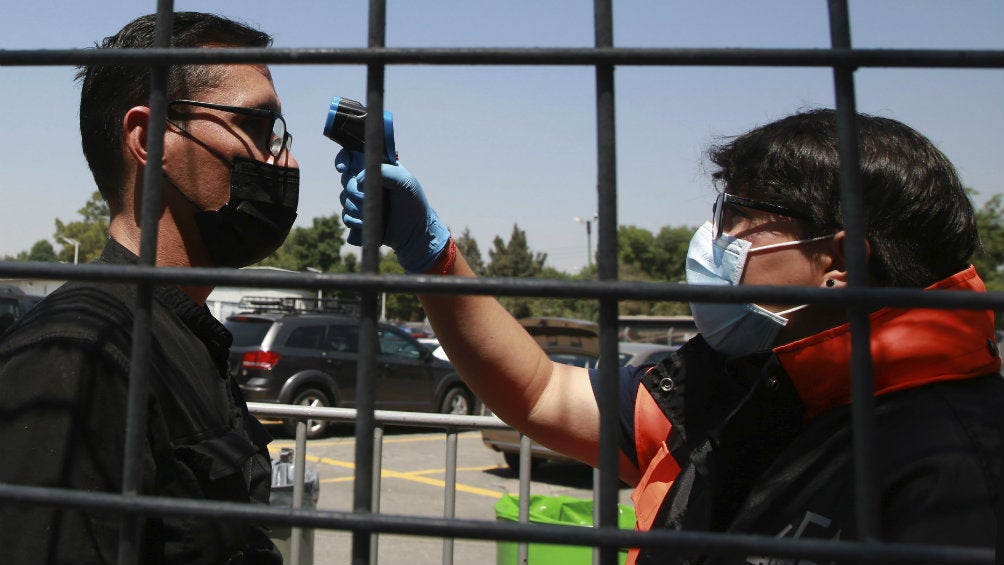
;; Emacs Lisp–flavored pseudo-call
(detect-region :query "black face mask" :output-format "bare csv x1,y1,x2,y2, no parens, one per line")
193,156,299,268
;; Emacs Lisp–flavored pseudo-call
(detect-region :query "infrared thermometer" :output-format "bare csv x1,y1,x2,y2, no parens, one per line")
323,96,397,165
324,96,398,246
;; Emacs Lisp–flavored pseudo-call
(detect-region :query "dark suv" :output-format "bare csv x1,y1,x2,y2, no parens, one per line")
225,309,476,438
0,285,43,334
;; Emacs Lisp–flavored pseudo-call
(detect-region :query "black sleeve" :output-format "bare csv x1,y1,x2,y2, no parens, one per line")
0,340,150,565
589,364,648,468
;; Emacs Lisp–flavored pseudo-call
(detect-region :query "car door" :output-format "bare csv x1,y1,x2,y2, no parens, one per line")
279,322,330,378
323,322,360,406
375,326,434,411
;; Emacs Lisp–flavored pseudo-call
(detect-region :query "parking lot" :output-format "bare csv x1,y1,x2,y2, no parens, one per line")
264,424,634,564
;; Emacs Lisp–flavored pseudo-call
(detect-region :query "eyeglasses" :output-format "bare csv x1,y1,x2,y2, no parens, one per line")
711,192,811,240
168,99,293,159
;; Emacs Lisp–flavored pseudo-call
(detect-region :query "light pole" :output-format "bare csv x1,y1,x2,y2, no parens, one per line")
572,214,598,270
59,236,80,265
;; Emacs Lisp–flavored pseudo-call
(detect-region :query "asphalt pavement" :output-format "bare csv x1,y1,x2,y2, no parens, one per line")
264,424,633,565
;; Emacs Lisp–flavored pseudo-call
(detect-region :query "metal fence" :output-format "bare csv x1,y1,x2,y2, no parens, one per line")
246,403,514,565
1,0,1003,564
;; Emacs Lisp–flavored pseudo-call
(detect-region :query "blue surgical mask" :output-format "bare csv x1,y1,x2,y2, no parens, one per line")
685,221,831,357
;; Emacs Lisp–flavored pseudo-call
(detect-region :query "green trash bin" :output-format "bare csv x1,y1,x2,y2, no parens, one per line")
494,494,636,565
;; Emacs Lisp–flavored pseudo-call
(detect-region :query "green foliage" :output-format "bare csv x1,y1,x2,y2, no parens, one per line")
617,224,693,317
456,227,485,276
15,240,58,262
53,191,110,263
618,224,693,283
24,188,1004,327
485,224,548,318
258,214,347,272
485,224,546,278
973,194,1004,292
379,253,425,321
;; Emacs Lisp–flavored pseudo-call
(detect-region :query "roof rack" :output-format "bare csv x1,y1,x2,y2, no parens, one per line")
237,295,361,317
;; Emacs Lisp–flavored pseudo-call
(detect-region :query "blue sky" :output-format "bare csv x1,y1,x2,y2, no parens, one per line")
1,1,1001,272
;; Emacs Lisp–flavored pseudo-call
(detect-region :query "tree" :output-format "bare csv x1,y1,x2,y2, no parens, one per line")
53,191,110,263
14,240,58,262
455,227,485,275
379,253,425,322
973,193,1004,292
651,226,694,283
526,267,597,320
618,224,693,283
258,214,347,272
617,224,692,316
485,224,548,319
485,224,546,278
618,225,657,275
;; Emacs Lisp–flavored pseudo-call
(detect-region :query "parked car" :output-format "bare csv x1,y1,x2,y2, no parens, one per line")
225,309,476,438
616,341,678,367
481,317,599,470
618,315,697,346
0,285,43,334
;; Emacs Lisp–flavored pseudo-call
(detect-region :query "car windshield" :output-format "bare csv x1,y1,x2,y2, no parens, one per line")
225,318,273,346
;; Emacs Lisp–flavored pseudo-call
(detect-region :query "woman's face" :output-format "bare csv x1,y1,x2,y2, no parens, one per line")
722,197,839,307
719,198,847,342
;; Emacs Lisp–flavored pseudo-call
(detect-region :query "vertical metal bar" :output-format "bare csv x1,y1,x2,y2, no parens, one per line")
354,1,388,563
594,0,620,564
827,0,879,542
592,468,602,565
371,425,385,564
117,3,173,564
290,421,308,565
517,434,533,565
441,429,458,564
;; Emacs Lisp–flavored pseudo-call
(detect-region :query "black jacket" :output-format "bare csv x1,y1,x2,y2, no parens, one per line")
636,338,1003,564
628,267,1002,564
0,240,280,565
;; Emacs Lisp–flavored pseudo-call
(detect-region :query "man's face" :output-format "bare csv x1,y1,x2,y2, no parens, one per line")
162,64,298,213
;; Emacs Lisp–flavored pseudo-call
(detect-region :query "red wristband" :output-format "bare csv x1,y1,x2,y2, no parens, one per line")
439,237,457,275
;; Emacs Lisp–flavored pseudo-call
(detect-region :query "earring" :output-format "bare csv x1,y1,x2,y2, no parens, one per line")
826,279,836,288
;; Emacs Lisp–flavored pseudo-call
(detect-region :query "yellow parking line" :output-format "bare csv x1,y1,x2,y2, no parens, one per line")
306,454,356,470
306,455,505,499
269,431,485,450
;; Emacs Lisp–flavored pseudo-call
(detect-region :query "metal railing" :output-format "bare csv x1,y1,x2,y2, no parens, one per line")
0,0,1002,564
247,403,512,565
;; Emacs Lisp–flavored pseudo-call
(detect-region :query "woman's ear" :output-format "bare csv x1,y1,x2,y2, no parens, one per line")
823,230,871,288
122,106,151,166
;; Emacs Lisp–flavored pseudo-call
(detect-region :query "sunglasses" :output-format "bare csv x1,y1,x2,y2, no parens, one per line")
168,99,293,159
711,192,811,240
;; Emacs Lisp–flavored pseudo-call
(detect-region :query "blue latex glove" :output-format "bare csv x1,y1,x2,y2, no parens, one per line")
336,149,450,273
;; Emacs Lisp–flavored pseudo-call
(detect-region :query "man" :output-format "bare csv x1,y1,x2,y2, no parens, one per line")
0,12,298,564
335,109,1001,563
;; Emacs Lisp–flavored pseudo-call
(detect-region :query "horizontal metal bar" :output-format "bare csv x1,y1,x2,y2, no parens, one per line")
0,483,990,565
1,47,1002,69
2,261,1002,310
246,402,510,430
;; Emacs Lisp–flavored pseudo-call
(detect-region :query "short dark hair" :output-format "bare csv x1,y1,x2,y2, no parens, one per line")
708,109,977,288
75,12,272,205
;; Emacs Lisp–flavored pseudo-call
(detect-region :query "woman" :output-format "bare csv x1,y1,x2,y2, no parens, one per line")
337,109,1001,563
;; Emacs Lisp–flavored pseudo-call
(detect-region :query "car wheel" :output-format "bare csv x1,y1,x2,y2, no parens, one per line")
440,386,474,415
502,451,542,472
284,386,332,439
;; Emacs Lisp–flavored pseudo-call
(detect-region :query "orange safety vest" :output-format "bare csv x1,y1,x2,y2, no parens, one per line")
624,266,999,564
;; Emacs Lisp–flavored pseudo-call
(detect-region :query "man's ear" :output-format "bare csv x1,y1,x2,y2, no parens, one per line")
122,106,151,167
824,230,870,288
